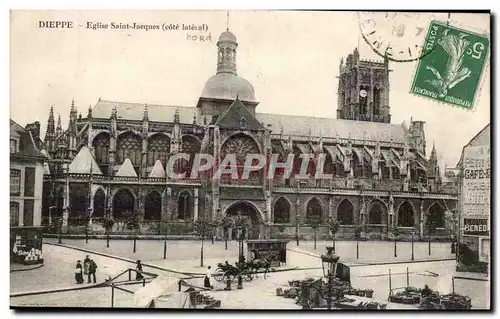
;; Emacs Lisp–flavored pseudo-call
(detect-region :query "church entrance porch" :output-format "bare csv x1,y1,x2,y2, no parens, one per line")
224,201,264,240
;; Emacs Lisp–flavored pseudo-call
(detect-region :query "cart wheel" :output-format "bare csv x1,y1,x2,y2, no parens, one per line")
213,268,225,282
244,273,253,282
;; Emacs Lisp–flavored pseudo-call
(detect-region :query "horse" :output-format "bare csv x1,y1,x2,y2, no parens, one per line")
247,257,271,279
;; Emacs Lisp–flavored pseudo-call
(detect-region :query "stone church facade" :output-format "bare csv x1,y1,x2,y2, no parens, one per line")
41,29,458,240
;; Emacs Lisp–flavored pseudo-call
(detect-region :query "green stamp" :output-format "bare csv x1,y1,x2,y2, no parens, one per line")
410,20,490,109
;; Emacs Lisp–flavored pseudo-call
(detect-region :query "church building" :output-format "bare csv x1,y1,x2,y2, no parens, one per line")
41,28,458,240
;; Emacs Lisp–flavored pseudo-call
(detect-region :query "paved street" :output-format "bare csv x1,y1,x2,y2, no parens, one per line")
11,285,138,308
11,239,489,309
44,237,241,263
43,238,455,265
295,240,455,264
10,244,155,295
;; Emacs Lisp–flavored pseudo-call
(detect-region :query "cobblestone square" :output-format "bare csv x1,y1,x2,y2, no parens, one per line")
10,239,490,309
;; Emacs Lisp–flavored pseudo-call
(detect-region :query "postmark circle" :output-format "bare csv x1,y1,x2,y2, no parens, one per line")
357,12,435,63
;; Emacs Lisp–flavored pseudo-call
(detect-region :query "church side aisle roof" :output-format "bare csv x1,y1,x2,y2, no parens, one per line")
92,100,201,124
69,146,103,175
116,158,138,177
255,113,407,144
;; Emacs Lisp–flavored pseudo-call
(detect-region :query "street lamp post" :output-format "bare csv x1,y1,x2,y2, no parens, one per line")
58,217,62,244
321,246,340,310
356,239,359,259
105,208,111,248
237,224,244,264
411,231,415,261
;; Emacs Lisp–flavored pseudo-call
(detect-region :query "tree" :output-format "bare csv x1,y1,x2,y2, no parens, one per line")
426,217,439,256
103,216,114,248
232,215,251,263
191,217,212,267
309,218,322,250
214,215,233,250
326,218,341,252
393,226,400,258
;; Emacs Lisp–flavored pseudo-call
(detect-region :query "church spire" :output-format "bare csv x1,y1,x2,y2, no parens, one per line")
430,141,437,160
56,114,62,136
143,103,149,121
45,106,55,138
174,107,180,123
216,22,238,75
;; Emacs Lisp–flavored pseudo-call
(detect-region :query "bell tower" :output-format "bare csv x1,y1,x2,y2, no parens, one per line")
337,48,391,123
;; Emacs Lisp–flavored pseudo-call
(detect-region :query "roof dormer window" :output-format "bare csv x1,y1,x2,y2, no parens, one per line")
10,139,17,154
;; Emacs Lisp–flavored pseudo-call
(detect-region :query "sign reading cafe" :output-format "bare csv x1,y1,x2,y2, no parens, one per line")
461,145,491,217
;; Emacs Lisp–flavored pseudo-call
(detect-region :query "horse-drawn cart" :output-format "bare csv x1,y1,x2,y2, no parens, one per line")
213,262,253,283
246,239,289,267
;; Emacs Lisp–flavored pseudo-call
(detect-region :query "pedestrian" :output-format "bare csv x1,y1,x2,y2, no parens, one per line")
135,260,144,281
88,259,97,284
74,260,84,284
204,266,213,289
83,255,91,275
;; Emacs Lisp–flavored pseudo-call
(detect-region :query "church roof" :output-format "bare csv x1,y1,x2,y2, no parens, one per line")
90,99,408,143
255,113,408,143
149,160,166,178
218,30,237,44
116,158,138,177
92,99,201,124
68,146,103,175
201,73,256,102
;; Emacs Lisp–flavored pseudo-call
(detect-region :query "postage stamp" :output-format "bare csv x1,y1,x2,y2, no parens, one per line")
410,20,490,109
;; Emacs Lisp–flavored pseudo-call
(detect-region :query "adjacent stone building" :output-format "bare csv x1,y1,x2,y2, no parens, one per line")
457,124,490,272
40,29,457,240
10,120,47,227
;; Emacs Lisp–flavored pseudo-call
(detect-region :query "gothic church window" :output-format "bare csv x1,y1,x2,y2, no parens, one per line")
92,133,110,165
220,134,260,181
306,197,322,222
273,197,291,224
178,190,193,220
145,191,162,220
373,87,381,116
116,132,142,166
398,202,414,227
147,134,170,167
427,203,445,229
337,199,354,225
368,200,387,224
180,136,201,178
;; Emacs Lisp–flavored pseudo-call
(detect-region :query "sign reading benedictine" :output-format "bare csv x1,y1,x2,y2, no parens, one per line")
461,145,491,218
463,218,489,236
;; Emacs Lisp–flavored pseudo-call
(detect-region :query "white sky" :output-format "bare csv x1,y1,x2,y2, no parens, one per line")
10,10,490,169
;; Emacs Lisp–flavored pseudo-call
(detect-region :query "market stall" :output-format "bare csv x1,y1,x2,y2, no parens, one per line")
10,226,44,265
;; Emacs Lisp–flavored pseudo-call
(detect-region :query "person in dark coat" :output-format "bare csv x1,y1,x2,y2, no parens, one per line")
83,255,91,275
75,260,84,284
135,260,144,280
88,259,97,284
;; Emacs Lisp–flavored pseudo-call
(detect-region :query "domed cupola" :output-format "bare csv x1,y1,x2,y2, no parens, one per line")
197,29,258,117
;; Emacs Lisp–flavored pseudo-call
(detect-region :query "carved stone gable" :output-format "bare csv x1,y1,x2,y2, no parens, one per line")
216,99,264,131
